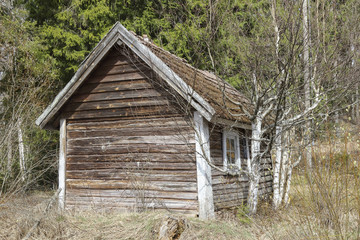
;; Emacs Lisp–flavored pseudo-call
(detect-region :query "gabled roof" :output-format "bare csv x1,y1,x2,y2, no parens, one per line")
36,22,251,130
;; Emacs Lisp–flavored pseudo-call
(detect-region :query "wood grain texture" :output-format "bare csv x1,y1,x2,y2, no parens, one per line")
62,50,198,213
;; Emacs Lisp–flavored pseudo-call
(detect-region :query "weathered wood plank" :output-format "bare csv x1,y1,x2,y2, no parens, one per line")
65,105,177,120
67,126,192,138
67,189,197,200
212,181,273,196
70,89,162,103
66,114,184,124
88,71,150,83
75,80,152,94
66,179,198,192
66,153,195,163
67,117,190,130
67,135,195,146
93,63,149,76
96,54,129,67
212,175,273,187
64,204,197,215
66,169,197,176
66,170,197,182
67,144,195,155
64,98,169,112
65,199,198,210
211,168,271,178
66,161,196,171
65,195,197,205
214,192,248,202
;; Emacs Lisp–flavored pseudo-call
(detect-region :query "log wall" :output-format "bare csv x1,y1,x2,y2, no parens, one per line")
209,125,273,210
62,48,198,214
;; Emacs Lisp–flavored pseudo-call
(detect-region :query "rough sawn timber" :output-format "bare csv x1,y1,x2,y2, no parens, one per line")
62,48,198,214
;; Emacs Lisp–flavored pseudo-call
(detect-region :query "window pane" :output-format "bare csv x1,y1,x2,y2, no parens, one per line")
230,139,235,151
230,152,235,164
225,134,239,166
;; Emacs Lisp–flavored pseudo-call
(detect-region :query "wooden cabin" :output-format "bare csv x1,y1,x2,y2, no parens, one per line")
36,22,272,219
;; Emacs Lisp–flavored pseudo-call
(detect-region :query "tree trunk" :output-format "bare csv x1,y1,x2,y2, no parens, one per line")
247,117,262,215
273,126,282,209
279,137,289,202
17,120,26,181
302,0,312,172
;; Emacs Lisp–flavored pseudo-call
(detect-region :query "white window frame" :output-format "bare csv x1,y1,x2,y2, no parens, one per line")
222,129,241,170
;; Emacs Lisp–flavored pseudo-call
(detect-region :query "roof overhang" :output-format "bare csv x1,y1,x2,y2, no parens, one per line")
211,117,252,130
36,22,216,129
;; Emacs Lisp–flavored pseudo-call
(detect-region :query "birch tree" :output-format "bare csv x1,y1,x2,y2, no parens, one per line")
302,0,312,172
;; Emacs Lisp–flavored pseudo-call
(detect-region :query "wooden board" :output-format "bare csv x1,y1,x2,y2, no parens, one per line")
61,50,198,214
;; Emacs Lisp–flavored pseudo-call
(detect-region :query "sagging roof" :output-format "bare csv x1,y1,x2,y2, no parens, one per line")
36,22,251,130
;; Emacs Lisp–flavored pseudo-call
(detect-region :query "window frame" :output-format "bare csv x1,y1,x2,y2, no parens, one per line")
222,129,241,170
241,135,250,160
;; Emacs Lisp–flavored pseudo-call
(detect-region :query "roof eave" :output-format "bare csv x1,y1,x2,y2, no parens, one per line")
211,116,252,130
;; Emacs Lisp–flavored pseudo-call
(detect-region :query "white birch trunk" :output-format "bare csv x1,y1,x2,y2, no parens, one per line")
272,126,282,209
279,141,289,201
273,126,291,209
17,120,26,181
302,0,312,171
247,117,262,215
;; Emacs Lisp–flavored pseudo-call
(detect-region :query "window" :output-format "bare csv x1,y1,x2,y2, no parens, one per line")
223,130,241,170
241,137,250,160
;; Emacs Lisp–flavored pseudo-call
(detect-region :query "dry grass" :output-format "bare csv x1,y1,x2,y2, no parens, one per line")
0,188,349,240
0,174,358,240
0,192,263,240
2,161,359,239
